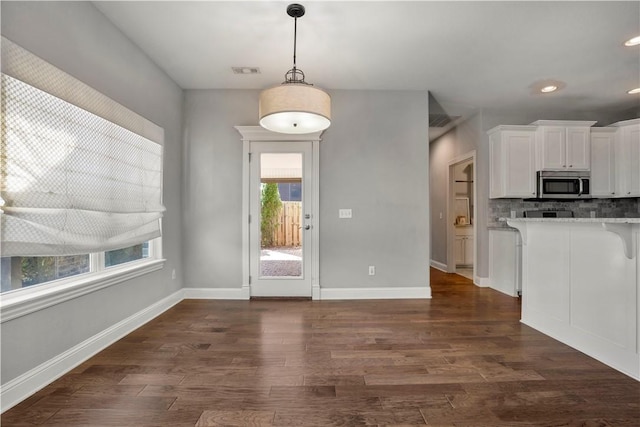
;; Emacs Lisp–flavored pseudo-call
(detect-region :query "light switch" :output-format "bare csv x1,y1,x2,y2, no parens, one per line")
339,209,352,219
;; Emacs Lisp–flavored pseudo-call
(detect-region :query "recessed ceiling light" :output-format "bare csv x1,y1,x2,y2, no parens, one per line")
529,79,566,96
624,36,640,47
628,88,640,94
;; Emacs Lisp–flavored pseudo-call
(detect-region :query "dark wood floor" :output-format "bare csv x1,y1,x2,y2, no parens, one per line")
3,269,639,426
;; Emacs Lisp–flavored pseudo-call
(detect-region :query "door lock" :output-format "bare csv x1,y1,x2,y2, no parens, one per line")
304,225,312,230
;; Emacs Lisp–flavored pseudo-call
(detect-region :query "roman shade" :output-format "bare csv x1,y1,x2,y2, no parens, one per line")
1,38,165,256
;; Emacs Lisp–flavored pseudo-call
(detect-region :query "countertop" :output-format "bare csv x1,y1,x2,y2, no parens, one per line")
500,217,640,224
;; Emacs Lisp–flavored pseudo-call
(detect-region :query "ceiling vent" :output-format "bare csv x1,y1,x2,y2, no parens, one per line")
429,113,460,127
232,67,261,75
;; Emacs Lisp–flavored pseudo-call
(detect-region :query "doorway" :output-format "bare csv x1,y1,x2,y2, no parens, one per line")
236,126,321,299
249,142,312,296
447,152,476,282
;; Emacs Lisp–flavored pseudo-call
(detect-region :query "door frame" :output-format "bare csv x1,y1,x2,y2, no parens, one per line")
235,126,321,299
446,150,477,281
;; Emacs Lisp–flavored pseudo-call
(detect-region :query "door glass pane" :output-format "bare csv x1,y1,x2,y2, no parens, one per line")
260,153,302,278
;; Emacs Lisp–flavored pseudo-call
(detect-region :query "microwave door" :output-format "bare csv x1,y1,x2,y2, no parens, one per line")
543,179,579,195
540,178,583,198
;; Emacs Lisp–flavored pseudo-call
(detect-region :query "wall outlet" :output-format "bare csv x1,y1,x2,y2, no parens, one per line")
339,209,352,219
368,265,375,275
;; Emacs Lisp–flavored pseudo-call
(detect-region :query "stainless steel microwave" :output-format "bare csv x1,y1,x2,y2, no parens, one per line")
537,171,591,199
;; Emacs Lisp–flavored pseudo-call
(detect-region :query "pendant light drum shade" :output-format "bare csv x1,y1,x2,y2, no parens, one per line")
259,84,331,134
259,4,331,134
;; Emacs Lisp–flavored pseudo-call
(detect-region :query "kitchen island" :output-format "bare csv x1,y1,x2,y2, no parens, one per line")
506,218,640,380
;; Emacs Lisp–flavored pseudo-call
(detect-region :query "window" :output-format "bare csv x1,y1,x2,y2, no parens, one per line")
1,255,90,292
0,241,154,293
106,242,149,268
277,182,302,201
0,38,165,316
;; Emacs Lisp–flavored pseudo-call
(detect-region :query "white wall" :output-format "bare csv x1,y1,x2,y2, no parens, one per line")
183,89,431,291
320,91,430,288
182,90,257,287
0,1,184,383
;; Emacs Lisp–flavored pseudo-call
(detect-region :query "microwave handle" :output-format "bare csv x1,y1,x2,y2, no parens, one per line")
578,178,584,196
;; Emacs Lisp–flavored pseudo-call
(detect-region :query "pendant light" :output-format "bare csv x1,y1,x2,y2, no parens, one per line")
259,3,331,134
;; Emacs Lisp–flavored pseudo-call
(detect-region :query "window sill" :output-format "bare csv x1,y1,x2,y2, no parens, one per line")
0,259,165,323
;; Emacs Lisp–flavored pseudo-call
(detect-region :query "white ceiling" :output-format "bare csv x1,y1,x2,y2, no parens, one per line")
93,1,639,119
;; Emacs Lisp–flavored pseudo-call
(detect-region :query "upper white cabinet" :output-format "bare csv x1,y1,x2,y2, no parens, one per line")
590,128,617,198
612,118,640,197
489,125,536,198
532,120,596,171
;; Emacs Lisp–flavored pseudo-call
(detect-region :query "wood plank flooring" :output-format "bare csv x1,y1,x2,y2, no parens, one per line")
2,269,639,426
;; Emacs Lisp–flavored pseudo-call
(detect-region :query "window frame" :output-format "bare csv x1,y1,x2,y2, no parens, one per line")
0,238,164,323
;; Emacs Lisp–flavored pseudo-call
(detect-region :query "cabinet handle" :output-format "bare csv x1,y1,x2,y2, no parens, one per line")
628,192,632,195
612,192,615,195
562,165,566,167
569,165,573,168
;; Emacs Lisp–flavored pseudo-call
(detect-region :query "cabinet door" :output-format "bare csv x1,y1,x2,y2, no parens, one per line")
539,127,566,170
566,128,590,170
489,133,502,198
590,131,616,197
504,132,536,197
463,237,474,266
623,125,640,196
454,236,465,265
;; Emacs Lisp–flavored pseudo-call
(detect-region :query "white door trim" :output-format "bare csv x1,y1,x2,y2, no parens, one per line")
235,126,321,299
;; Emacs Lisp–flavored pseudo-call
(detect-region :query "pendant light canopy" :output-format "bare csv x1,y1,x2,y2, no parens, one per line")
259,4,331,134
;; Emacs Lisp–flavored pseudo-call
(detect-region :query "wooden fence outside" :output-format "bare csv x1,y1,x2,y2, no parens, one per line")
272,201,302,247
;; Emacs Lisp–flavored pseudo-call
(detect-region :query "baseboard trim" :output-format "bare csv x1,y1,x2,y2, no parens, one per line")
320,286,431,300
430,260,448,272
474,275,490,288
0,290,183,413
182,287,250,300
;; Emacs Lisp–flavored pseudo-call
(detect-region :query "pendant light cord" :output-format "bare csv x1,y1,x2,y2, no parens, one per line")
283,3,308,85
292,16,298,72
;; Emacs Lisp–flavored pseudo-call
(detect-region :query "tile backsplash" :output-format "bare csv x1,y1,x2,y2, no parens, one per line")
488,198,640,227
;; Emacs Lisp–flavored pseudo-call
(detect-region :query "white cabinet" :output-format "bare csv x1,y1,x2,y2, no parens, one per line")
489,229,521,297
488,125,537,198
532,120,596,171
455,226,473,267
590,128,617,197
612,119,640,197
454,236,465,265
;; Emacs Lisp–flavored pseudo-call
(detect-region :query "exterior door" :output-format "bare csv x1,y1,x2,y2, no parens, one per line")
249,141,312,297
